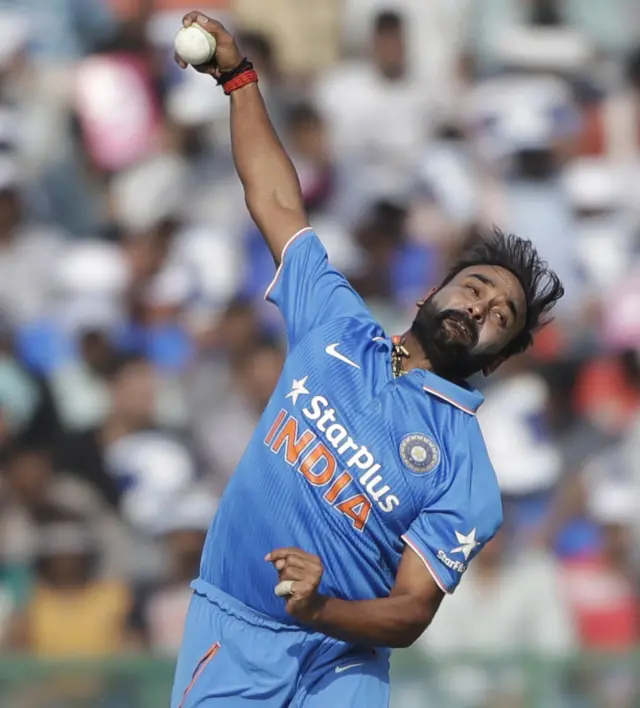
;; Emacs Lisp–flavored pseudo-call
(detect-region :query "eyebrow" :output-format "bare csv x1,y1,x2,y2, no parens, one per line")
468,273,519,322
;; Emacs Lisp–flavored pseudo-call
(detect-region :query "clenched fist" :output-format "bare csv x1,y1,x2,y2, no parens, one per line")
175,12,243,76
266,547,327,624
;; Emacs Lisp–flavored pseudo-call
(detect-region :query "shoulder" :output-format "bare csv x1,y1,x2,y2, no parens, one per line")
315,61,375,108
427,413,503,537
465,419,503,531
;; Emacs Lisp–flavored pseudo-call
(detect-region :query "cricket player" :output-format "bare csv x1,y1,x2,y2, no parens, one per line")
171,12,565,708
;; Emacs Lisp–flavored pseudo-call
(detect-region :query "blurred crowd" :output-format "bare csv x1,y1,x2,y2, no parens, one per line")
0,0,639,706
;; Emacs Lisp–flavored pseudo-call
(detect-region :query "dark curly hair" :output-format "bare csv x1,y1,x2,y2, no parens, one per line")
440,227,565,359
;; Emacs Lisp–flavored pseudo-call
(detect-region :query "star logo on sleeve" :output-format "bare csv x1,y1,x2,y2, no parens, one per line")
450,529,480,560
285,376,310,405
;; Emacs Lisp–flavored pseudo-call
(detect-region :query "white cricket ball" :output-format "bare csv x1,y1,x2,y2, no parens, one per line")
174,25,217,66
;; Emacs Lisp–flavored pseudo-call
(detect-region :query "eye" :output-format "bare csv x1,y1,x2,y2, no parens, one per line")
466,284,479,296
494,310,506,325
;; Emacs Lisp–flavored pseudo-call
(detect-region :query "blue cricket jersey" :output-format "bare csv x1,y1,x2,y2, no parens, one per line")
199,228,503,624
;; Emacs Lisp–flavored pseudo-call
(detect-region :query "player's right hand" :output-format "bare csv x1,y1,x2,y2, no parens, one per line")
266,547,327,625
175,12,243,76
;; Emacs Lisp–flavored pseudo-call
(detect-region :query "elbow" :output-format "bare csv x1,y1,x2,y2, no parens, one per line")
392,609,434,649
389,636,415,650
393,626,428,649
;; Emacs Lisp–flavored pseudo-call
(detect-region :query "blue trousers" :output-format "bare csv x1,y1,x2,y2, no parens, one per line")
171,579,391,708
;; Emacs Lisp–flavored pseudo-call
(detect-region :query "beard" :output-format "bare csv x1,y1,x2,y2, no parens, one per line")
410,300,497,381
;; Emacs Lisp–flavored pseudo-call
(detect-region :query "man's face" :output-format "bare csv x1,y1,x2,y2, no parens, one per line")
373,28,406,79
111,361,156,425
6,452,52,508
0,189,22,234
290,118,327,163
239,347,285,412
411,264,527,380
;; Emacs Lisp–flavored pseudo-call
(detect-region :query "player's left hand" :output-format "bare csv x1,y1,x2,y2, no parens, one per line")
266,547,327,624
175,12,243,76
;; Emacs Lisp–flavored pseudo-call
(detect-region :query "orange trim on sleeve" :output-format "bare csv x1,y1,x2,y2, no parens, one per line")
264,227,314,301
401,534,452,595
422,386,476,416
178,641,221,708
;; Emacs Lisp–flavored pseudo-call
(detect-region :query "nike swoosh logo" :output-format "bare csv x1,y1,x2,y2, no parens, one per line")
335,662,365,674
325,343,361,369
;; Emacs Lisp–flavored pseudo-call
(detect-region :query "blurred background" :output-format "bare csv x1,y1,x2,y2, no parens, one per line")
0,0,638,706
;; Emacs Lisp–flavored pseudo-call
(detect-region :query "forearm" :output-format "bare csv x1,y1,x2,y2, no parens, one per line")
230,83,306,255
311,594,433,649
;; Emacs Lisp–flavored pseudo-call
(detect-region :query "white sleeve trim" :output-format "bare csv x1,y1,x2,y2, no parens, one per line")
401,533,453,595
264,227,314,301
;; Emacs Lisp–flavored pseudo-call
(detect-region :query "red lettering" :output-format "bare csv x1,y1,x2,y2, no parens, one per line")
335,494,372,532
271,416,315,465
299,443,335,486
324,472,352,503
264,409,287,446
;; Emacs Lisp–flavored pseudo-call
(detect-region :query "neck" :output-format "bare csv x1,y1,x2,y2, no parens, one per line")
399,330,432,373
398,330,478,386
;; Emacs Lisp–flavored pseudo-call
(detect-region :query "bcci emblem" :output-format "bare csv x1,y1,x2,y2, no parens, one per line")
399,433,440,475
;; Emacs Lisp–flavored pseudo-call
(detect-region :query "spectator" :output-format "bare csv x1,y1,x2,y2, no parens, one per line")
315,10,435,194
0,322,45,449
195,337,284,491
4,508,131,706
0,159,67,328
232,0,342,75
53,355,196,531
286,102,337,217
0,0,117,64
5,508,130,656
478,356,564,532
561,473,639,708
235,30,289,128
417,522,576,707
468,0,635,75
126,487,218,656
113,153,242,338
0,442,129,580
48,328,120,432
349,199,441,334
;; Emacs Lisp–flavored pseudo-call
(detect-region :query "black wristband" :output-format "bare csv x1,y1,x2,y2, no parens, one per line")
216,58,254,86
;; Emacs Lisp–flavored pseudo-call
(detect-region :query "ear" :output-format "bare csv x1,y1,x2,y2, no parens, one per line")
482,356,505,376
416,288,437,308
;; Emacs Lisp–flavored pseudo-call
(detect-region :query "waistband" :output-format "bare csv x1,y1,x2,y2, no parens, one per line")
191,577,302,633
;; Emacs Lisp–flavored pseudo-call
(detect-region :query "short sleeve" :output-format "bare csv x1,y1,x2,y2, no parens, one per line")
265,228,373,348
402,463,503,594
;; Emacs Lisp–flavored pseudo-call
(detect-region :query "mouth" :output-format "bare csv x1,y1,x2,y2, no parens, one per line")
444,317,475,343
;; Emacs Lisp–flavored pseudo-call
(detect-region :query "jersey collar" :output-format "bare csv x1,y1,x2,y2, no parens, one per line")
421,370,484,416
377,335,485,415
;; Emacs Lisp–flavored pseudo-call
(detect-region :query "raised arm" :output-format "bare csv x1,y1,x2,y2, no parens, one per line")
177,13,308,263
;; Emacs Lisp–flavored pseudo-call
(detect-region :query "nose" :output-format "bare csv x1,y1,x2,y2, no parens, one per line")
466,302,487,324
